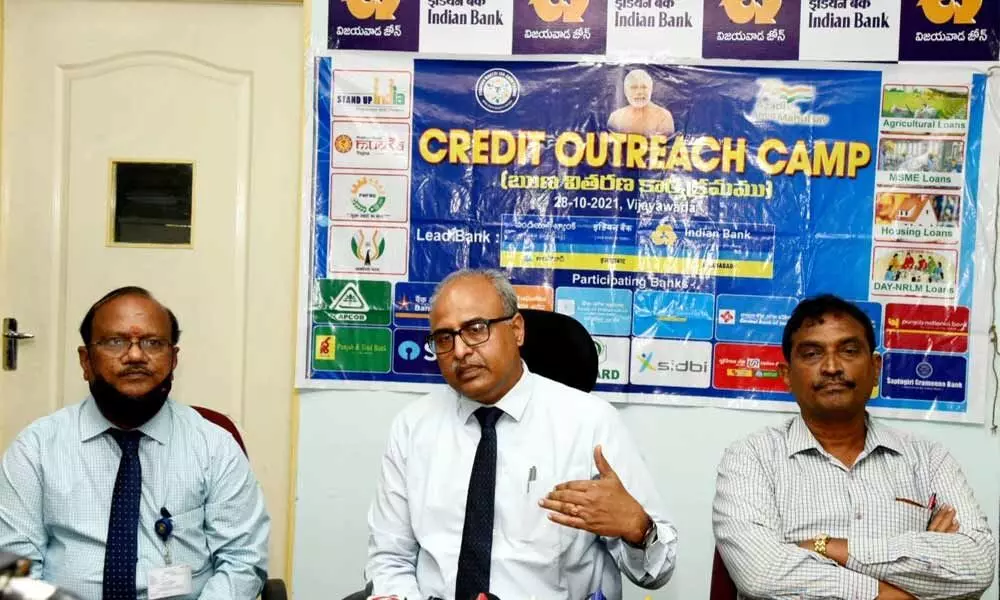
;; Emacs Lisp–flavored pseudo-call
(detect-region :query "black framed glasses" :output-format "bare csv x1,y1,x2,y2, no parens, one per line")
425,314,516,355
90,337,173,358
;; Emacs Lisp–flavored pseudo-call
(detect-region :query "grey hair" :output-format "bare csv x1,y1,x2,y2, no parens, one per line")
430,268,519,315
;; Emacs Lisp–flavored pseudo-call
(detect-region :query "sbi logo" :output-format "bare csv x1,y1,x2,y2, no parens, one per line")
398,340,435,362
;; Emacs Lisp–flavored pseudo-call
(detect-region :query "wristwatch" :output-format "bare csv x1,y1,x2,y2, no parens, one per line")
813,533,830,556
628,519,657,550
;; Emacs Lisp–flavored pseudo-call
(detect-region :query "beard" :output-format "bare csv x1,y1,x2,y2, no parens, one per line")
90,370,173,430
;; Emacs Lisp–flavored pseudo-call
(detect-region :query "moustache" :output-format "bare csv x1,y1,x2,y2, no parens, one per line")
813,378,856,391
120,368,153,376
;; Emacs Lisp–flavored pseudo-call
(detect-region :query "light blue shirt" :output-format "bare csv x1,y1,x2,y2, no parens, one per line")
0,397,270,599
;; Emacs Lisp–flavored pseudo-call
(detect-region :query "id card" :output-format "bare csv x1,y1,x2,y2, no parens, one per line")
148,564,193,599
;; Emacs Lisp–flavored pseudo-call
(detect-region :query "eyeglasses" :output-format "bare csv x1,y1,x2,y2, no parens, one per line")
90,337,173,357
425,314,516,355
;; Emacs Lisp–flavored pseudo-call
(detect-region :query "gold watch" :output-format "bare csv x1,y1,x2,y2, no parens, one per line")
813,533,830,556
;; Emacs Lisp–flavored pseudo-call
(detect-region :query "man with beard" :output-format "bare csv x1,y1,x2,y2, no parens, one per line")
607,69,675,137
365,269,677,600
0,287,269,599
712,295,994,600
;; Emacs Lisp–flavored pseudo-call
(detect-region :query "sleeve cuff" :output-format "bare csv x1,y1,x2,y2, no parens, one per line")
848,536,894,566
619,522,673,581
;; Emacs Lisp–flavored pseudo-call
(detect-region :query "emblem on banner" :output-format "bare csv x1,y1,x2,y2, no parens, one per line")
351,229,386,266
475,69,521,113
917,0,982,25
343,0,401,21
315,335,336,360
719,0,781,25
351,177,388,214
529,0,589,22
334,135,354,154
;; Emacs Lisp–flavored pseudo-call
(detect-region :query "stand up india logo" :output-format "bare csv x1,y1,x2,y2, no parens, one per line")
719,0,782,24
530,0,589,22
918,0,982,24
344,0,400,20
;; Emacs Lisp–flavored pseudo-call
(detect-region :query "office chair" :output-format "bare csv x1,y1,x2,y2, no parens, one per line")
192,406,288,600
709,548,738,600
339,309,598,599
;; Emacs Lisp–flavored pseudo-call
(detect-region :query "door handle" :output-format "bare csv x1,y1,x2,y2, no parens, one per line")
3,318,34,370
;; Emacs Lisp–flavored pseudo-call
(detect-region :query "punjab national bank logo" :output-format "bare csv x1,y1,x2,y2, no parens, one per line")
917,0,982,24
344,0,401,20
530,0,589,23
719,0,782,24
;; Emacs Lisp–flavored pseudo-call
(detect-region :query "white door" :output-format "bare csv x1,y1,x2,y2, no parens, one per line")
0,0,302,579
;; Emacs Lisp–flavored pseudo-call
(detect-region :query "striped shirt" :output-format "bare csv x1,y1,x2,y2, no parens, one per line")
713,415,994,600
0,397,270,599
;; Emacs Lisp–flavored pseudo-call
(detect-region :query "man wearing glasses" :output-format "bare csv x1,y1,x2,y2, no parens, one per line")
366,269,677,600
0,287,269,599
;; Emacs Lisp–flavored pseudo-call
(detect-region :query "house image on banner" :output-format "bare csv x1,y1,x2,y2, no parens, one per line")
878,193,940,227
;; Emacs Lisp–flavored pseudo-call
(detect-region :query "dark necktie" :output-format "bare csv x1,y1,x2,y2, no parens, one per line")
102,429,143,600
455,407,503,600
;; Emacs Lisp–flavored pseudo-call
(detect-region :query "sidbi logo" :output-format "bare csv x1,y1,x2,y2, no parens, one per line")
530,0,589,23
344,0,401,20
918,0,982,25
719,0,782,25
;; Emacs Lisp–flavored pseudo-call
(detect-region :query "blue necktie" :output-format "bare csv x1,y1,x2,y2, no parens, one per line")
455,407,503,600
102,429,143,600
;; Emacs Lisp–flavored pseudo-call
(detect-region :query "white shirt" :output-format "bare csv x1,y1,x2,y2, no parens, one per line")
366,365,677,600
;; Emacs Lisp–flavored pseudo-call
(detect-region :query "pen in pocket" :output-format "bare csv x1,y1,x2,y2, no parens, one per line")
526,465,536,494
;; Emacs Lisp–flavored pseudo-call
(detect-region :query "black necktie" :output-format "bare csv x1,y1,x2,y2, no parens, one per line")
103,429,143,600
455,407,503,600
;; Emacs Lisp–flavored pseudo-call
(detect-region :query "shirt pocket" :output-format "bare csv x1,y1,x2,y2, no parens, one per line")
167,506,210,575
504,460,565,557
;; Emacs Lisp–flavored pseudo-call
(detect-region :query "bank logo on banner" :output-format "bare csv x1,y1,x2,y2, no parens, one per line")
799,0,900,61
328,0,420,51
331,173,408,223
594,336,629,384
720,0,781,24
329,225,408,277
512,0,607,54
331,121,410,171
606,0,700,56
919,0,981,25
332,70,412,120
312,279,393,325
418,0,513,54
475,69,521,113
900,0,998,60
629,339,712,388
702,0,800,59
745,78,829,127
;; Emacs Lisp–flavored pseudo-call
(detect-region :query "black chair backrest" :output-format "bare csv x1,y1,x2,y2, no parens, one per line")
519,308,598,393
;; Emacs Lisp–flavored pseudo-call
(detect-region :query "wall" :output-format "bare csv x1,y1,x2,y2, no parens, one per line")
293,389,1000,599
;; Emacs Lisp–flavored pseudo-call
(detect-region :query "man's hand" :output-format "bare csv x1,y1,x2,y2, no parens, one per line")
927,505,960,533
877,581,917,600
540,445,651,545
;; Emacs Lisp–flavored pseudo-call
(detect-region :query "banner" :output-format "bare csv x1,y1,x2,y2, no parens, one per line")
324,0,1000,61
296,53,995,422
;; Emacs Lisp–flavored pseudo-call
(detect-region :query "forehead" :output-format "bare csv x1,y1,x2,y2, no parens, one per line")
791,312,868,346
92,295,171,334
429,277,503,326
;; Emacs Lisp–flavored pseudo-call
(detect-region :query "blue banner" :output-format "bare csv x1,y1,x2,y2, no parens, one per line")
304,56,989,420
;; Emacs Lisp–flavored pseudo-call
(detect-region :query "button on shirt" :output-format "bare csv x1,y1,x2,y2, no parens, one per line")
366,365,678,600
0,398,270,600
713,416,995,600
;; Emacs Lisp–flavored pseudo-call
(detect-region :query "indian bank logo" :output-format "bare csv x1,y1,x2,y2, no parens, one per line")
334,135,354,154
918,0,982,24
720,0,782,25
529,0,589,23
352,229,386,267
344,0,400,20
